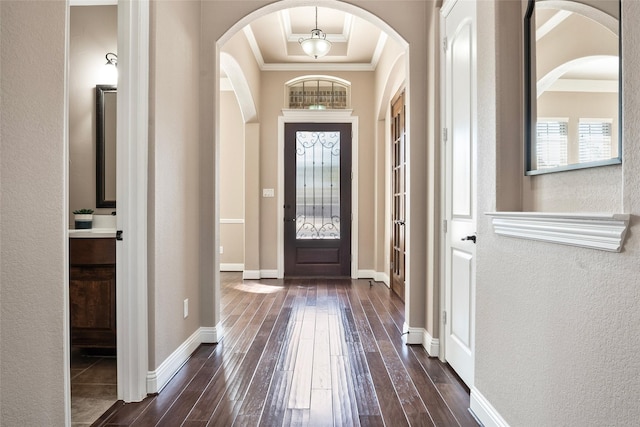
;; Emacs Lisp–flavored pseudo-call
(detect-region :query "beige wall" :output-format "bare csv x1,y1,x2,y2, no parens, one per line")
258,70,376,271
220,90,245,267
0,1,68,424
69,6,117,224
475,1,640,425
148,0,202,367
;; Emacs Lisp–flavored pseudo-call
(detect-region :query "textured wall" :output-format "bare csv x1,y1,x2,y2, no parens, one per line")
475,0,640,425
69,6,117,224
148,0,202,368
0,1,68,424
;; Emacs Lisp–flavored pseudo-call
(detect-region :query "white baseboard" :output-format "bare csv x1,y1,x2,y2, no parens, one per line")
402,323,424,345
357,270,390,288
200,326,219,344
470,387,510,427
220,263,244,272
357,269,376,279
422,330,440,357
147,326,219,394
260,269,278,279
375,272,390,287
243,270,261,280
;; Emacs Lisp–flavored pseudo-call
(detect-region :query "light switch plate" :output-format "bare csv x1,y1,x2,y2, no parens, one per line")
262,188,275,198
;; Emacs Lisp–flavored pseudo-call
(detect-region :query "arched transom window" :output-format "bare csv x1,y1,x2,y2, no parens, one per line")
286,76,351,110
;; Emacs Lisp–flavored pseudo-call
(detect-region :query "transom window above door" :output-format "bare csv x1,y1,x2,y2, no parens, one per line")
286,76,351,110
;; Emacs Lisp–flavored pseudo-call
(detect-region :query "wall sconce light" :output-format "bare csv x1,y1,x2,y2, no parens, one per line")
102,52,118,85
105,52,118,67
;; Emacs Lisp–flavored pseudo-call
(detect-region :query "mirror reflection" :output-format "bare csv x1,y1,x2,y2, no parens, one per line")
526,0,620,174
96,84,116,208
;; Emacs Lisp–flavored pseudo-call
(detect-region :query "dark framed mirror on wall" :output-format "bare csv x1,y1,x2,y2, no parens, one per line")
96,84,116,208
524,0,621,175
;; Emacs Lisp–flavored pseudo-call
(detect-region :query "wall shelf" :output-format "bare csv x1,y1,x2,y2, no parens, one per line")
485,212,630,252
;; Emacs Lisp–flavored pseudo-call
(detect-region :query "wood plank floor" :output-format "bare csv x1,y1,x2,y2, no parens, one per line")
94,273,478,427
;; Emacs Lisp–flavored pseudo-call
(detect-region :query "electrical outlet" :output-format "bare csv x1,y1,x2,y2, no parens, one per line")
262,188,275,198
183,299,189,319
220,246,224,254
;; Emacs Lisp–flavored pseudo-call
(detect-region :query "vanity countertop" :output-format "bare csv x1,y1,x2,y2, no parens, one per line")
69,228,116,238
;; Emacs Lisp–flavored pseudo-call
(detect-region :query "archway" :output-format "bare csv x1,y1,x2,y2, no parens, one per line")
207,0,435,349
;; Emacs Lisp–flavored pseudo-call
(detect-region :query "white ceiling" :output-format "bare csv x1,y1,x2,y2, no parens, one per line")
242,6,388,71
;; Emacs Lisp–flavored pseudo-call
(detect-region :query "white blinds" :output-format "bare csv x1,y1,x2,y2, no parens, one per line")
536,121,568,169
579,121,612,163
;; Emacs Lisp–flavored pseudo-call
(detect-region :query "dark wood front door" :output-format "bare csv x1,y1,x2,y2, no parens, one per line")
391,91,406,300
284,122,352,277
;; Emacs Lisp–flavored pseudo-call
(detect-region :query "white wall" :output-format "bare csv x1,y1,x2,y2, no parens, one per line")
475,1,640,425
0,1,68,424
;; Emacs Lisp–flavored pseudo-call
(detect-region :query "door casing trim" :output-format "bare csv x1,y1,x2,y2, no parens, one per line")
277,110,359,279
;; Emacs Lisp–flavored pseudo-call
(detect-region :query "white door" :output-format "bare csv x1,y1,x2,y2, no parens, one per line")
442,0,477,388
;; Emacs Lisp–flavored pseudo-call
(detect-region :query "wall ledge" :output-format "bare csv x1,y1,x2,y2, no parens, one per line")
485,212,630,252
281,109,354,119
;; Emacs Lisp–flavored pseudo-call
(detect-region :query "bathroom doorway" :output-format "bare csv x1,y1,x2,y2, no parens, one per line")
68,3,118,423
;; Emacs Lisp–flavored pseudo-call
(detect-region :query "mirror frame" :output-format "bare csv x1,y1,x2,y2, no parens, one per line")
96,84,117,208
524,0,622,176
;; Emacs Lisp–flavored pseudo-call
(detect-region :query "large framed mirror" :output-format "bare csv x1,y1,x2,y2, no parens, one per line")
96,84,116,208
525,0,621,175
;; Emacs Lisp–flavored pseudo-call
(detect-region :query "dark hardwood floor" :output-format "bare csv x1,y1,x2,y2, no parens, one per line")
94,273,478,426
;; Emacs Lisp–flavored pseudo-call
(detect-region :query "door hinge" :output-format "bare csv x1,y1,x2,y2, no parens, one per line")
116,230,123,241
442,127,448,143
442,37,448,52
443,311,447,325
442,220,448,233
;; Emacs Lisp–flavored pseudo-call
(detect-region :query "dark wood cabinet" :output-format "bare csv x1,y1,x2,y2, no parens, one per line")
69,238,116,348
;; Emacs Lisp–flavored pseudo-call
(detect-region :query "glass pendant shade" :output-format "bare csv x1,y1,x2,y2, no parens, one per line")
300,29,332,59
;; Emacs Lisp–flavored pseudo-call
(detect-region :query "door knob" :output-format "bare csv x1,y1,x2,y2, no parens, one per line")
461,235,476,244
395,220,405,226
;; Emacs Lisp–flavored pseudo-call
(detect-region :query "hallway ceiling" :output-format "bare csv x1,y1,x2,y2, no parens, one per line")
243,6,387,71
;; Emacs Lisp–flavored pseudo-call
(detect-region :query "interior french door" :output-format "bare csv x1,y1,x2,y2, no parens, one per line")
390,91,406,300
284,123,352,277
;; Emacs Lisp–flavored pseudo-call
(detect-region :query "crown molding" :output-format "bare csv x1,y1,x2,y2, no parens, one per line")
261,62,375,72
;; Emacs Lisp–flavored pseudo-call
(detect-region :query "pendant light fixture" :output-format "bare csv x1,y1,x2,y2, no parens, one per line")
298,7,331,59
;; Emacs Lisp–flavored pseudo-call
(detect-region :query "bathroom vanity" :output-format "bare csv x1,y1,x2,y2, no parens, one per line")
69,231,116,348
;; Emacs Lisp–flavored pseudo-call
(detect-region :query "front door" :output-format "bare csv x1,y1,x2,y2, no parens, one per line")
284,123,352,277
390,91,406,301
443,0,477,388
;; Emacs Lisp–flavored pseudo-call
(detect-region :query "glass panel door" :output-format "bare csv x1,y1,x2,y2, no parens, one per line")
295,131,341,240
284,123,352,277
